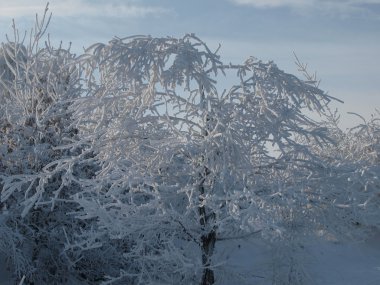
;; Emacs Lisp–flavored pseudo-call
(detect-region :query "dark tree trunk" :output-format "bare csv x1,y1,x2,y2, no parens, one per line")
199,85,217,285
200,230,216,285
199,167,216,285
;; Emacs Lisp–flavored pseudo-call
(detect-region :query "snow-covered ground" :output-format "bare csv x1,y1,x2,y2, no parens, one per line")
215,231,380,285
309,236,380,285
1,233,380,285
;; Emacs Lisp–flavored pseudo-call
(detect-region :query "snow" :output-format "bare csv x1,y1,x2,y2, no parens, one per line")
310,241,380,285
214,233,380,285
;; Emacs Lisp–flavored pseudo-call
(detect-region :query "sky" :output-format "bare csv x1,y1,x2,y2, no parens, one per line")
0,0,379,128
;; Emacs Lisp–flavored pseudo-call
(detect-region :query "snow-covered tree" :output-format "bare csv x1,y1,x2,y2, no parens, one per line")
54,33,341,284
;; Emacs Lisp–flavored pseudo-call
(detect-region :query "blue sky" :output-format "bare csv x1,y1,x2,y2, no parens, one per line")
1,0,379,127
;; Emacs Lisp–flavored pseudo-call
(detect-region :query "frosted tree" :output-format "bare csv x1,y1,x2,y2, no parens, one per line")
57,34,340,285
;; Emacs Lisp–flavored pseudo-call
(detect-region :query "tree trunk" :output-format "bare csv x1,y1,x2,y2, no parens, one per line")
199,84,216,285
200,230,216,285
199,169,216,285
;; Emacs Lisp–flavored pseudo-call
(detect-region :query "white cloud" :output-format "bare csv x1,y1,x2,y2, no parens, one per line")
231,0,380,7
0,0,170,18
232,0,313,8
230,0,380,17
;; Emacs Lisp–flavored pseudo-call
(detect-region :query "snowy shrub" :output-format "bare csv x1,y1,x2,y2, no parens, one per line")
309,110,380,238
0,9,91,284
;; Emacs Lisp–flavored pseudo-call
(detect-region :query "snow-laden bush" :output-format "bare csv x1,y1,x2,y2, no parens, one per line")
307,109,380,238
0,9,92,284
